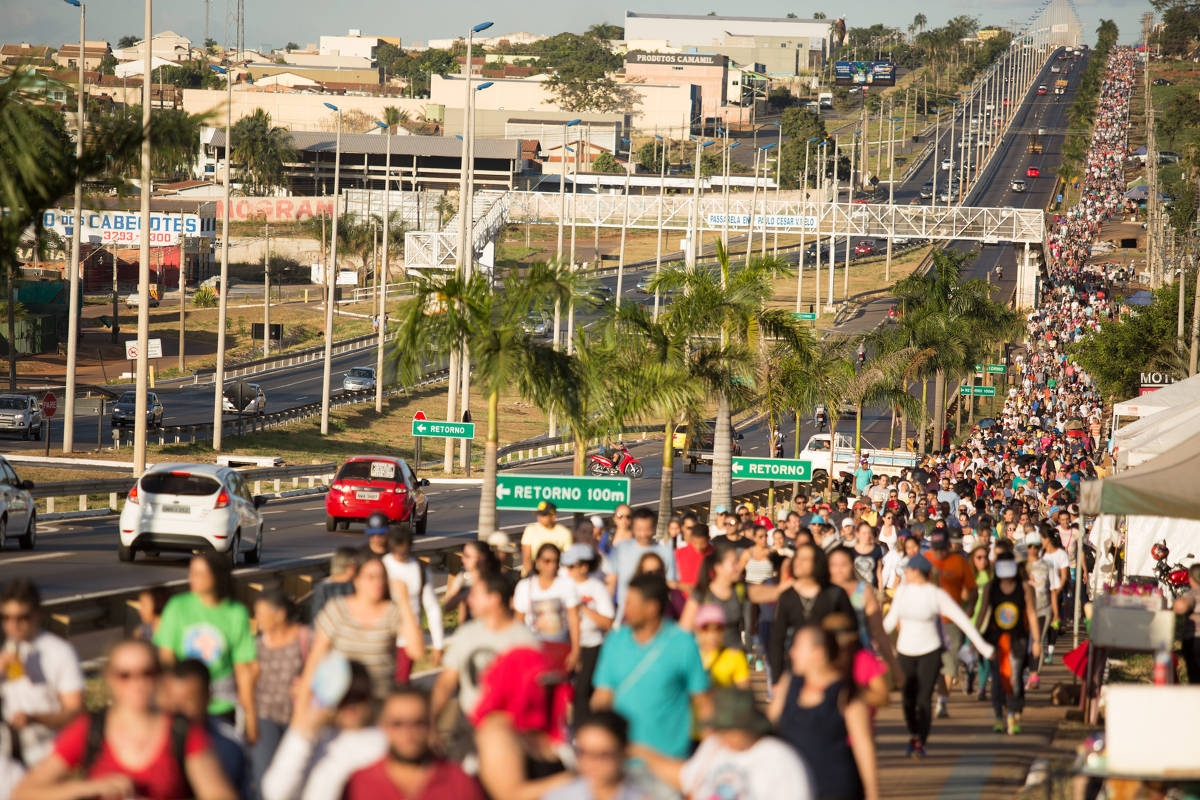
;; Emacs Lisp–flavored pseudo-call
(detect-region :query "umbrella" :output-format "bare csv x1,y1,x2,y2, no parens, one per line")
1016,454,1038,466
1065,418,1084,431
977,417,997,429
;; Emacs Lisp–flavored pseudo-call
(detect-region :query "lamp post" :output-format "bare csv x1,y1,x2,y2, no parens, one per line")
796,135,817,313
768,121,782,257
652,133,666,321
722,139,740,251
445,20,492,471
373,119,392,415
62,0,85,453
689,137,714,268
842,130,858,302
549,117,581,436
616,136,631,307
132,0,152,474
320,101,342,437
755,141,774,262
209,62,234,450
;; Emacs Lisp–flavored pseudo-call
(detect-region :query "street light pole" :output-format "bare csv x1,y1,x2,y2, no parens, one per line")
320,102,342,436
62,0,85,453
653,133,666,321
795,137,813,313
210,62,233,450
133,0,152,474
374,119,391,415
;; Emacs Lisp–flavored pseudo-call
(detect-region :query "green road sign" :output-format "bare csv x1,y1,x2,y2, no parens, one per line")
494,474,631,513
959,386,996,397
411,419,475,439
792,312,817,321
986,364,1006,374
731,457,812,481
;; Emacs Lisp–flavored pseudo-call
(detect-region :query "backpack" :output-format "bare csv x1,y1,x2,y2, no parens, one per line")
82,709,192,794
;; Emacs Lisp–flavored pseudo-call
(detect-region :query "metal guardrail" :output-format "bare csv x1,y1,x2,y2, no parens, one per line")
193,332,394,384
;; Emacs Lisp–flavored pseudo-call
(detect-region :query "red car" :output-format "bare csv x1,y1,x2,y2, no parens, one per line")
1026,166,1040,177
1036,85,1048,95
325,455,429,534
853,239,876,256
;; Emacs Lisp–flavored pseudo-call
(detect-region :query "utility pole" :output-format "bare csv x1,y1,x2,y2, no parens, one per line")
263,220,270,357
132,0,152,475
62,0,86,452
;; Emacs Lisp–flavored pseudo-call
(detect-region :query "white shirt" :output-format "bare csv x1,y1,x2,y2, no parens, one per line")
1045,548,1069,590
0,631,84,765
884,582,995,660
261,726,386,800
382,553,445,650
681,735,815,800
513,575,580,644
569,576,615,649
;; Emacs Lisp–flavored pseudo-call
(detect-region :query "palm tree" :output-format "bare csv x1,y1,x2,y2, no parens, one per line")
611,302,748,538
653,241,806,513
890,248,1019,451
842,341,930,462
390,262,579,540
776,337,854,496
383,106,410,134
913,13,927,36
231,109,296,194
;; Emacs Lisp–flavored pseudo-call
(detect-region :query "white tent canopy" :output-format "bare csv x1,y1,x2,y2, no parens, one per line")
1109,372,1200,431
1114,402,1200,470
114,56,178,78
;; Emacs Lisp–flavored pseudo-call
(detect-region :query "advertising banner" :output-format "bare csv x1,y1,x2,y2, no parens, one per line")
42,209,204,247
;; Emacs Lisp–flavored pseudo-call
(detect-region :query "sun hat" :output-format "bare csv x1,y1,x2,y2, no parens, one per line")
562,543,595,567
694,604,727,629
705,688,772,736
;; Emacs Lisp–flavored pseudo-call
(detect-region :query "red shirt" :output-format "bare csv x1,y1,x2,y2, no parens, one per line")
342,759,485,800
675,543,712,589
54,713,210,800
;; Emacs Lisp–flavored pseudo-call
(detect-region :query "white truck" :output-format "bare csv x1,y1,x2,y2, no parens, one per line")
798,432,918,489
819,92,834,109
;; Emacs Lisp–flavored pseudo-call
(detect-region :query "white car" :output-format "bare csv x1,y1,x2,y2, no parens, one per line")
118,463,265,565
0,456,36,550
941,158,952,171
222,383,267,414
124,293,160,308
342,366,377,392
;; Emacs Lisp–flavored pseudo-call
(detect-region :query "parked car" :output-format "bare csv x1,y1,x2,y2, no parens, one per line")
1010,179,1027,193
0,456,36,550
1036,85,1048,95
1026,166,1041,178
222,383,267,415
342,366,377,392
1152,78,1174,86
124,293,160,308
111,391,165,428
0,394,44,440
118,463,265,565
325,456,429,534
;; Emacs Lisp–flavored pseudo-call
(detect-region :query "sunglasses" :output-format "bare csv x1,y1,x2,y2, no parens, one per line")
381,717,429,730
699,624,724,632
576,746,622,761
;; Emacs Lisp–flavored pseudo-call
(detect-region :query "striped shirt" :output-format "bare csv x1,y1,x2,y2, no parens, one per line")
315,597,404,699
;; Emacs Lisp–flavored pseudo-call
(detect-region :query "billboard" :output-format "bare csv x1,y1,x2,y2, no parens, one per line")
626,52,726,67
215,196,335,223
41,209,205,247
834,61,896,87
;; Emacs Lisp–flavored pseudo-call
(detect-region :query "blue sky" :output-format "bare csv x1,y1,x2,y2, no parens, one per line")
3,0,1145,52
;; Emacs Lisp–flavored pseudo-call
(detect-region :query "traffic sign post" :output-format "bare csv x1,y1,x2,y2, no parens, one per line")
959,386,996,397
494,474,631,514
731,457,812,482
41,392,56,456
986,364,1006,374
411,419,475,439
792,312,817,322
412,411,426,468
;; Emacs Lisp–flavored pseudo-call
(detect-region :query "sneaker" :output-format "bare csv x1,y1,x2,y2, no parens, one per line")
992,718,1006,733
906,737,918,757
964,673,975,696
1006,714,1021,735
912,741,927,759
1026,673,1040,690
935,695,949,719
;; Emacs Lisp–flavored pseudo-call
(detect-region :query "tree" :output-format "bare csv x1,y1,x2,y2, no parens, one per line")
98,53,118,75
913,13,927,36
636,139,667,174
231,109,297,194
0,69,137,386
92,105,201,182
813,12,827,19
117,35,139,50
159,60,224,90
653,242,804,513
778,108,827,188
840,340,928,460
390,263,580,539
383,106,409,133
284,41,299,52
592,151,622,174
540,34,625,112
787,12,799,19
586,23,624,40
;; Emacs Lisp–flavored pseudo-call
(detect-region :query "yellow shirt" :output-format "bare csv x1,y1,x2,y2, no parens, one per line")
702,648,750,687
520,522,572,555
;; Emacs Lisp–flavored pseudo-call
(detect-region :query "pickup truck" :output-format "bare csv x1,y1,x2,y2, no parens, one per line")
798,432,917,488
672,422,743,473
0,394,44,440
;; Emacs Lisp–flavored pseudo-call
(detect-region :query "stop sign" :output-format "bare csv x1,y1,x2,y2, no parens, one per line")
42,392,57,418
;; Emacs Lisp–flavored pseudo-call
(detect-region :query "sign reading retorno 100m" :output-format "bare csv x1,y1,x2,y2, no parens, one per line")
495,474,630,513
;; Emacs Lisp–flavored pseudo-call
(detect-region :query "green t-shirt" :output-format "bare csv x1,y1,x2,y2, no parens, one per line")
154,593,256,714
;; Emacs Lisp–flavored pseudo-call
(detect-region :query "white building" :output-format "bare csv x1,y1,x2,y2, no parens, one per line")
112,31,196,62
624,12,835,74
423,31,546,51
319,30,381,62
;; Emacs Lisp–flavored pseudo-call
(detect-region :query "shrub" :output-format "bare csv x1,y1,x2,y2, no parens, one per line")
192,286,218,308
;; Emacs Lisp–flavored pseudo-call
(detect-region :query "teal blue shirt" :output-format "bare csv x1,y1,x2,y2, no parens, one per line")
593,620,709,758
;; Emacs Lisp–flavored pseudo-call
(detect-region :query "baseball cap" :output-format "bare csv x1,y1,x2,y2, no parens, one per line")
776,508,789,522
841,517,855,529
694,603,727,629
562,543,595,567
907,553,933,576
705,688,772,736
536,501,556,514
995,558,1019,579
928,530,948,549
714,505,728,514
809,514,825,524
364,512,389,536
1025,532,1042,547
589,515,604,529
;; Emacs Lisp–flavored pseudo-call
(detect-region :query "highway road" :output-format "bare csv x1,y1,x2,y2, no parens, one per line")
0,50,1083,598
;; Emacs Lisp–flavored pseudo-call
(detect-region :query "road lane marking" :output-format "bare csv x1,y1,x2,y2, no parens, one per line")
1,552,71,565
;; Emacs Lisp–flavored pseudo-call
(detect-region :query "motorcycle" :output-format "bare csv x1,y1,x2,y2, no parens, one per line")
589,443,644,478
834,471,856,498
1151,540,1193,598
